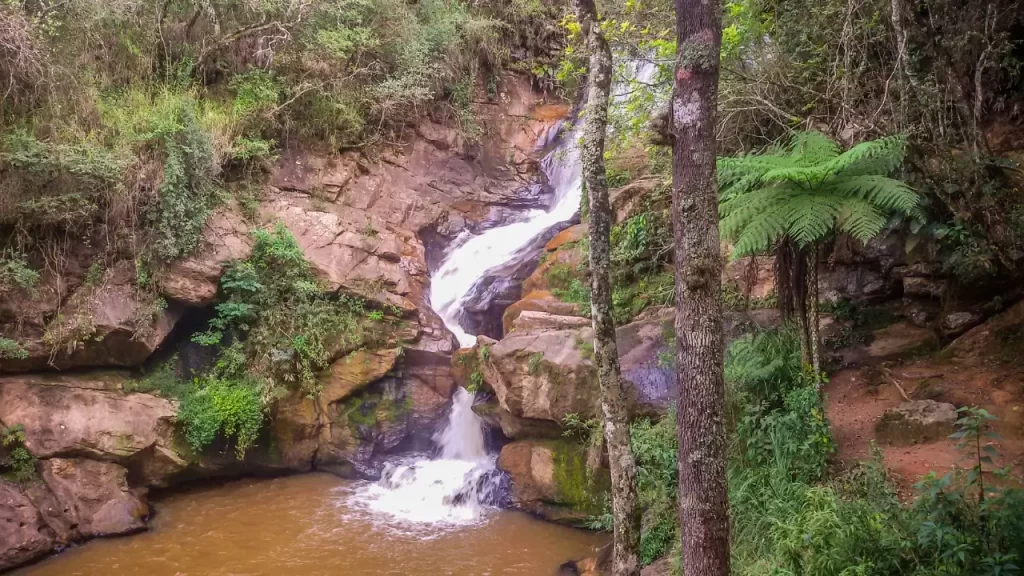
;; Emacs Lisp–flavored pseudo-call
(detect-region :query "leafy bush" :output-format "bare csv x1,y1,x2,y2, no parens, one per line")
177,376,265,458
1,424,37,483
727,327,832,481
0,252,38,295
194,223,377,401
630,413,678,565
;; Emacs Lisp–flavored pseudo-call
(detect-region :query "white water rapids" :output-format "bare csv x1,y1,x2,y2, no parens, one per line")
354,59,659,528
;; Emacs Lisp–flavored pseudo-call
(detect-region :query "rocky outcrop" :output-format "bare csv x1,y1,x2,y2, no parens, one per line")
0,372,185,487
1,261,180,373
157,207,253,306
0,482,53,571
497,439,609,525
0,458,149,571
38,458,148,538
502,290,582,336
875,400,958,446
479,329,601,422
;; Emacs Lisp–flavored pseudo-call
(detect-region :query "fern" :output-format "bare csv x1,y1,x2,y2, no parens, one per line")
718,131,918,258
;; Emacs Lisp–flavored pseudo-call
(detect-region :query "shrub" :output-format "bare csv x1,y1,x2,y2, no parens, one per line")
1,424,37,483
194,223,378,401
177,376,265,458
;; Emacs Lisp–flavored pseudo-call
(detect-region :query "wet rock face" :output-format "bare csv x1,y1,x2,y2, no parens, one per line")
875,400,958,446
497,439,609,525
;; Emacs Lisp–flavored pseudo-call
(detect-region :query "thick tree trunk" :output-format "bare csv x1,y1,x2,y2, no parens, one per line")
574,0,641,574
670,1,730,575
807,246,821,377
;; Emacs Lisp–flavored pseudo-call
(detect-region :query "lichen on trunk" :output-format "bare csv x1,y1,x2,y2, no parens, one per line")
574,0,642,573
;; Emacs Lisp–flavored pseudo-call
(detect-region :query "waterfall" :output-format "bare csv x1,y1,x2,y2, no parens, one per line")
356,58,660,526
352,389,505,525
429,129,582,348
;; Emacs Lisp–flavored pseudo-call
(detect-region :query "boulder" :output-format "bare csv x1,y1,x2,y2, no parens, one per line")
941,310,985,338
502,290,582,336
875,400,957,446
39,458,148,538
157,206,253,306
319,348,402,403
472,400,564,440
0,481,54,572
480,330,600,422
545,223,588,251
946,299,1024,358
903,276,947,299
0,373,179,467
610,178,662,224
497,439,609,524
523,244,586,296
509,310,591,334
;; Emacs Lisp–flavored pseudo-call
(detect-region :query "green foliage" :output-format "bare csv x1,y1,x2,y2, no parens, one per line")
148,103,220,261
527,351,544,375
125,358,190,399
719,132,919,257
726,327,832,481
194,223,372,400
0,252,38,295
0,337,28,360
631,325,1024,573
631,412,679,566
1,424,36,483
177,376,265,458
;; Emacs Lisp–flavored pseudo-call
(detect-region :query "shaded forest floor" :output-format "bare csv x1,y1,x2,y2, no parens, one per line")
826,310,1024,495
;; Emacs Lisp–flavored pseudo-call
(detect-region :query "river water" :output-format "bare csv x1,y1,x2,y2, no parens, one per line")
15,474,604,576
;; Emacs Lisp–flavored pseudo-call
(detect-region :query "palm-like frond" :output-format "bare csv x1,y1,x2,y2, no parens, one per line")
718,131,918,258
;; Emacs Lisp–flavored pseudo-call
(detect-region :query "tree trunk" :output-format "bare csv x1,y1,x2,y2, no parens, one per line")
807,245,821,377
793,248,811,367
775,239,795,320
574,0,641,574
670,0,730,575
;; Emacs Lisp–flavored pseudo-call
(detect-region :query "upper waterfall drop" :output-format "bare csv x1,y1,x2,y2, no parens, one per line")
429,135,583,348
428,57,659,348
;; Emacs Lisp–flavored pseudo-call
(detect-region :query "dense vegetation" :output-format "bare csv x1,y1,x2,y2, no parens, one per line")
0,0,562,302
628,327,1024,575
129,224,393,457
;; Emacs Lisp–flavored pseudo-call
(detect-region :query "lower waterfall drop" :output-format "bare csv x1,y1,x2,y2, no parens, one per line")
352,388,505,526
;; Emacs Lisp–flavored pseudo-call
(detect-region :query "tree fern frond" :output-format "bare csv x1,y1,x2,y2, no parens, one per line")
718,131,914,255
720,187,790,240
821,135,906,178
824,175,919,215
788,131,840,166
785,194,843,246
837,199,887,243
731,205,793,257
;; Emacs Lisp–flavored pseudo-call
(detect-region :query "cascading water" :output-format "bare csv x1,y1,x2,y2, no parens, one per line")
356,58,660,527
429,133,582,348
352,388,506,525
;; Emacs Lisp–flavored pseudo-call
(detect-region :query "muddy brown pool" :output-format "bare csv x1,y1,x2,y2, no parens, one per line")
14,473,606,576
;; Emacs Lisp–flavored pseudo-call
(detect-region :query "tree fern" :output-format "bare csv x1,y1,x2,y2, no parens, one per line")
718,131,918,258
